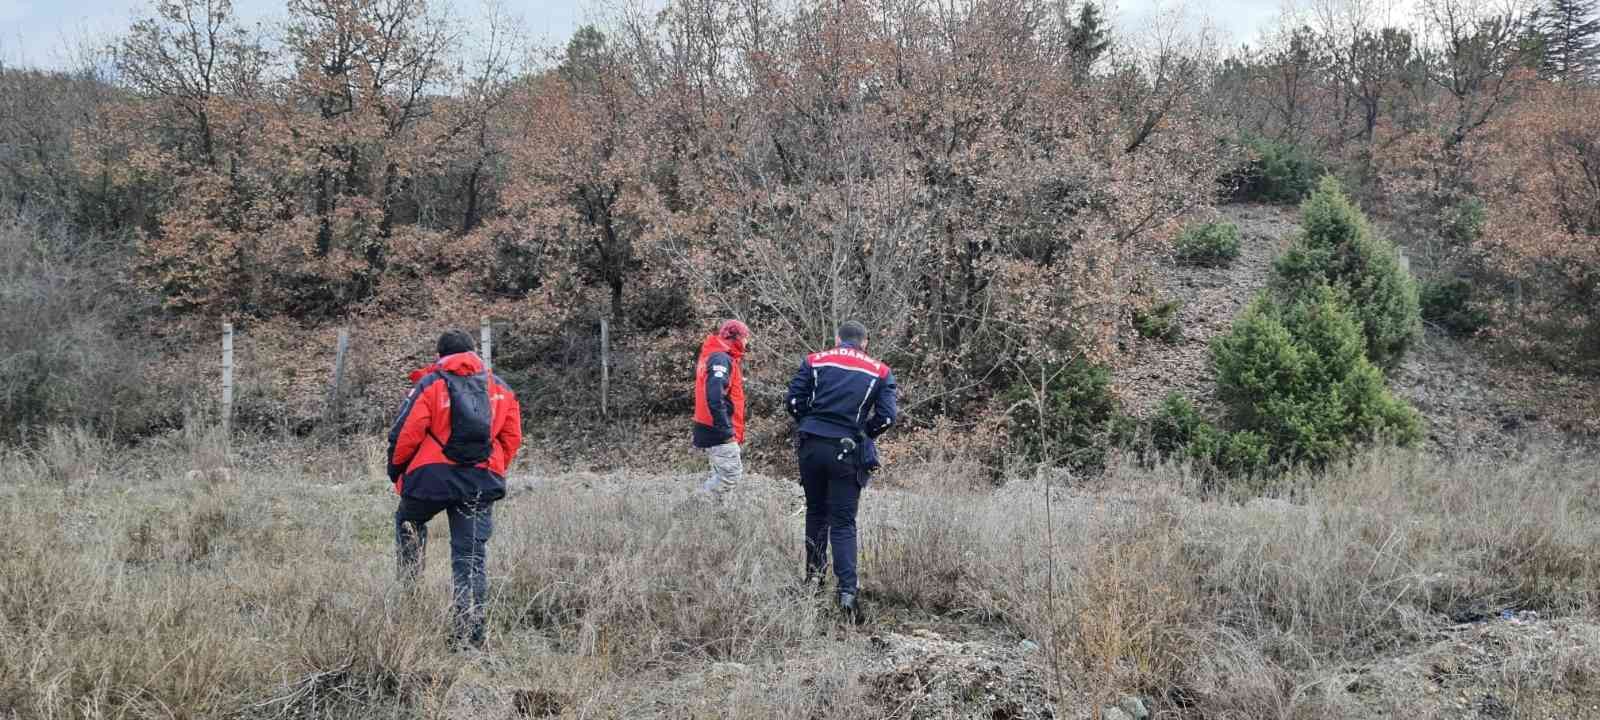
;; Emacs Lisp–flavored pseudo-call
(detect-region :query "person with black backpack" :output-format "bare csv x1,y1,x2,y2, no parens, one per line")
388,330,523,650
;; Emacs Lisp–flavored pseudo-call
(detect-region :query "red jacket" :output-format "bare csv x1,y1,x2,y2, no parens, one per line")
692,334,745,447
388,352,523,500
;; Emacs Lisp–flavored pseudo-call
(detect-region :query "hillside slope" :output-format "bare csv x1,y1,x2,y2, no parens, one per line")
1113,203,1600,454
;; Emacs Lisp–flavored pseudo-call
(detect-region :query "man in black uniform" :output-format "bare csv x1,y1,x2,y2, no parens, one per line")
785,321,898,619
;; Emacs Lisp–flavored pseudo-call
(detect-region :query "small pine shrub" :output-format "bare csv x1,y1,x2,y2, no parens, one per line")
1270,177,1420,370
1149,393,1206,458
1148,393,1272,481
1207,429,1272,479
1211,288,1421,469
1133,300,1183,343
1228,136,1324,203
1419,278,1490,336
1439,196,1486,250
1005,359,1133,473
1176,221,1242,267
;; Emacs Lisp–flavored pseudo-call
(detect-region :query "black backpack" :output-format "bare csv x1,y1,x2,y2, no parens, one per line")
429,371,494,465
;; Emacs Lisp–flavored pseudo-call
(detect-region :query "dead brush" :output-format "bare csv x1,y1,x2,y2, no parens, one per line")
861,494,989,614
1323,446,1600,618
492,482,824,669
260,593,459,718
34,425,109,492
122,516,162,565
149,407,232,480
2,434,1598,720
961,444,1600,718
994,498,1210,711
184,497,233,564
1055,518,1205,697
0,521,263,718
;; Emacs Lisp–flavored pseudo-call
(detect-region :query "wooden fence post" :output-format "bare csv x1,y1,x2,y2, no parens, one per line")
325,328,350,432
600,316,610,419
481,316,493,375
221,322,234,452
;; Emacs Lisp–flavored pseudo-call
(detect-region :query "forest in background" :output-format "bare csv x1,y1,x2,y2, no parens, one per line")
5,4,1600,715
1,0,1597,471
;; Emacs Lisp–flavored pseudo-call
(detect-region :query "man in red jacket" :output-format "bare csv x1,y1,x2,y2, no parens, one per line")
692,319,749,502
388,330,523,650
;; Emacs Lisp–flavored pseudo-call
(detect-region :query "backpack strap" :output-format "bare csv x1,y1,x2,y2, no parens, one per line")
422,369,449,452
483,369,494,444
424,369,496,466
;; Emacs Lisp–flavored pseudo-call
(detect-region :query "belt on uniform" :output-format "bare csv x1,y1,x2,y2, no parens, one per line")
801,432,859,462
801,433,853,446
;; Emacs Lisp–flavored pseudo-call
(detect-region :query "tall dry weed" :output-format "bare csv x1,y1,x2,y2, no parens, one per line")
492,484,824,667
0,438,1596,719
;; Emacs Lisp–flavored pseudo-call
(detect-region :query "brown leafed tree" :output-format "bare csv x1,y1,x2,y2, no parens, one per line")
617,0,1228,415
284,0,454,264
1471,81,1600,360
500,25,658,324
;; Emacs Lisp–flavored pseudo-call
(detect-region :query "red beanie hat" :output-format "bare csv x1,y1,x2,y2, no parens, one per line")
718,319,750,341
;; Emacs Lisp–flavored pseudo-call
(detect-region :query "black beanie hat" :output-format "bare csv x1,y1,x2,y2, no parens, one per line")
437,330,476,357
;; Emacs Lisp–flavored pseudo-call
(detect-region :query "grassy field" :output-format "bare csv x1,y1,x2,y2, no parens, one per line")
2,426,1599,719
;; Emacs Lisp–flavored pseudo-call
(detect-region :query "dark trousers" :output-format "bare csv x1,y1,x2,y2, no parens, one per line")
395,495,495,646
799,435,865,596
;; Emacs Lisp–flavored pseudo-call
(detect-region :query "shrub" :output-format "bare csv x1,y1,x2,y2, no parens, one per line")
629,280,694,331
1419,277,1490,336
0,213,163,438
1211,288,1421,469
1228,135,1324,203
1203,428,1272,479
1439,196,1486,250
1271,177,1420,370
1005,359,1133,473
1148,393,1273,481
1133,300,1183,343
1175,221,1242,267
1149,393,1206,458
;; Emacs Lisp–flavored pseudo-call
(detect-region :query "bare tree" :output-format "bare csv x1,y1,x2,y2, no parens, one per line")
1419,0,1536,146
1263,23,1331,145
116,0,268,168
1114,6,1221,154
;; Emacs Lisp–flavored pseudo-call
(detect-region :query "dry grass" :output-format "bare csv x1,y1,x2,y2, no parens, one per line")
0,428,1597,719
857,448,1600,715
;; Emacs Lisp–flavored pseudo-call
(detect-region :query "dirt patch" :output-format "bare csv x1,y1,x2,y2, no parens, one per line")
1330,615,1600,719
1114,203,1296,418
864,630,1057,720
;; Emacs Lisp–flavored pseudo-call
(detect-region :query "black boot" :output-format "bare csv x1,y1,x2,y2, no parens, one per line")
450,613,486,652
838,591,863,624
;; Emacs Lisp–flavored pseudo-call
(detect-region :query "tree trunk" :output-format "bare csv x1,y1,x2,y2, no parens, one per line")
379,161,399,240
610,277,624,324
462,160,482,233
315,166,334,256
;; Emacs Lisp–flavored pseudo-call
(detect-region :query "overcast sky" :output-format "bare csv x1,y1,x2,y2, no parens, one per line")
0,0,1301,70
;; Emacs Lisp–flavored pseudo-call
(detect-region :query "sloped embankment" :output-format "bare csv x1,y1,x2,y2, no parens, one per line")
1114,203,1600,455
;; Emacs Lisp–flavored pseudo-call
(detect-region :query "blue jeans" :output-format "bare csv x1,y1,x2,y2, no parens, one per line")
799,435,865,596
395,496,494,647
